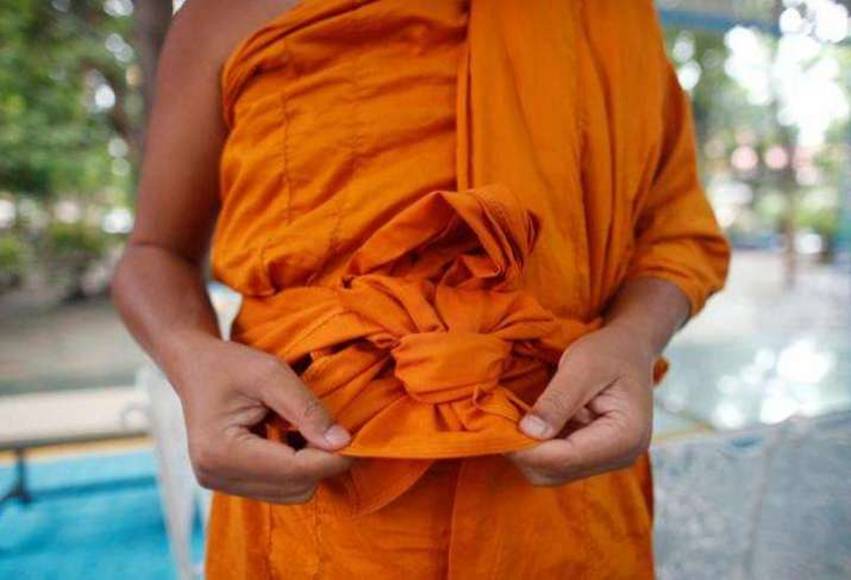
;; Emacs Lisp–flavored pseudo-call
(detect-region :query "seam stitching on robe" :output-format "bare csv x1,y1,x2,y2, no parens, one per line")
263,498,274,580
578,476,593,576
220,0,380,116
313,483,326,579
322,5,365,276
445,457,466,579
483,197,519,278
257,229,276,296
570,0,593,315
279,35,294,226
576,0,607,315
455,34,471,192
574,10,594,566
582,2,625,314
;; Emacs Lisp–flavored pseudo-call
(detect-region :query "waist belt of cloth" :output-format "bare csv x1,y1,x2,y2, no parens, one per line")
235,184,667,514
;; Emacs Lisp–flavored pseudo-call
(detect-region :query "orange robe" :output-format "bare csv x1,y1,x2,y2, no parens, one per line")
206,0,731,577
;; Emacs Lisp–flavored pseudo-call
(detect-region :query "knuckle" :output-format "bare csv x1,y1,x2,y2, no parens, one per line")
615,412,650,451
536,393,572,422
619,374,647,393
283,485,317,504
525,470,564,488
636,431,652,454
515,458,568,488
298,396,327,425
280,467,316,490
191,459,218,489
613,434,649,470
194,470,216,490
254,357,287,388
565,347,598,375
625,423,652,456
557,348,572,368
618,443,642,467
189,442,221,482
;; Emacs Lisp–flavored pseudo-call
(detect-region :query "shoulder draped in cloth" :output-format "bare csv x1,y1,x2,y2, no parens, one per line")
206,0,730,577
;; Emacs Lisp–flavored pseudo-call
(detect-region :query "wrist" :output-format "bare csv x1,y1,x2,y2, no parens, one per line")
605,315,667,360
156,327,222,394
603,277,690,357
599,321,658,379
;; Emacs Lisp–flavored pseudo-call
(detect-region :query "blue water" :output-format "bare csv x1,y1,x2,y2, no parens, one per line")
0,449,203,580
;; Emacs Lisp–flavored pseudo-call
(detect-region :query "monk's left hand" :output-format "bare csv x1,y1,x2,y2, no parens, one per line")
505,322,656,486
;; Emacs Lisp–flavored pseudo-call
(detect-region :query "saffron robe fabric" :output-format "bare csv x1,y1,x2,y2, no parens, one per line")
205,0,731,577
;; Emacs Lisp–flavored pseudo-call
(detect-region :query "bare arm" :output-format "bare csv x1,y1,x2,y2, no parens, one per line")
111,0,224,381
112,0,352,504
603,277,690,357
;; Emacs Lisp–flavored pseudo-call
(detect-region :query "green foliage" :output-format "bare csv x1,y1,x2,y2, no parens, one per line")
664,25,850,256
44,221,109,261
0,0,139,199
0,233,28,290
40,220,114,300
798,189,841,237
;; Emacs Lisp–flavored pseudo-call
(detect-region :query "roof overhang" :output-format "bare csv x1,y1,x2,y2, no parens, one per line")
656,0,851,38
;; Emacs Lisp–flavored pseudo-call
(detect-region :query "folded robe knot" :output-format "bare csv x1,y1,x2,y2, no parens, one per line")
391,330,511,405
237,184,604,467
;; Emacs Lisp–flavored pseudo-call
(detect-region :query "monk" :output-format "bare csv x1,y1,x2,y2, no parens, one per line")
112,0,731,577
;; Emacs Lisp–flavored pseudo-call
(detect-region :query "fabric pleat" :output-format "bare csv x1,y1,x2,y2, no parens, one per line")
209,0,728,533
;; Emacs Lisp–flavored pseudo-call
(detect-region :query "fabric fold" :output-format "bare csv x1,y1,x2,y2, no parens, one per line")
236,184,603,467
228,181,595,511
210,0,717,516
235,184,603,513
206,0,730,573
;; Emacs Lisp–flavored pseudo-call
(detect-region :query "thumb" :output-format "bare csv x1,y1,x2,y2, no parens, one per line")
259,360,351,452
519,352,609,440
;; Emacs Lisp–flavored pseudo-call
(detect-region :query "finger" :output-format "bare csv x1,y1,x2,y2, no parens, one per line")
519,355,614,440
291,447,356,480
208,475,318,505
572,406,595,425
258,359,351,451
554,406,596,438
195,430,353,503
219,429,351,489
511,411,645,484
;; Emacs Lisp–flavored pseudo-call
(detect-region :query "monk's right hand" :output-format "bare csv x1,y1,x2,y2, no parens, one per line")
169,332,354,504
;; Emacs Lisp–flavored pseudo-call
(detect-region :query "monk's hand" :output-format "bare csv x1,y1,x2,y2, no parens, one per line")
505,322,655,486
171,332,354,504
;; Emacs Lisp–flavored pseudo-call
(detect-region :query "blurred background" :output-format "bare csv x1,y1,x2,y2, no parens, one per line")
1,0,849,578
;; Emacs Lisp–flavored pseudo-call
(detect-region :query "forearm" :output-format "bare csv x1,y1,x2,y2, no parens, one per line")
111,242,221,390
602,276,691,358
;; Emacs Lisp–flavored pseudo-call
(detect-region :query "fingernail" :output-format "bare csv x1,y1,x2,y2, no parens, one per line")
520,414,551,439
324,424,351,447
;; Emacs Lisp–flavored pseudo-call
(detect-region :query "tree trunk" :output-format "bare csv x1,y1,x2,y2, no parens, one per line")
772,0,798,290
131,0,173,156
